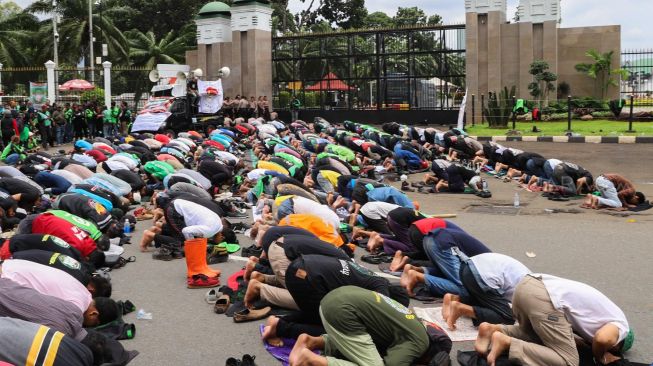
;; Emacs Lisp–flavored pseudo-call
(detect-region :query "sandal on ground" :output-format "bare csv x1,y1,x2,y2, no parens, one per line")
214,295,231,314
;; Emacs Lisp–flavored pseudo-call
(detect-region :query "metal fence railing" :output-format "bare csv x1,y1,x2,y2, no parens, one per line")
272,23,467,111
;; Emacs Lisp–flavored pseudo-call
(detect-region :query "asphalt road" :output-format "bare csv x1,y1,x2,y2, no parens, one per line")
113,142,653,365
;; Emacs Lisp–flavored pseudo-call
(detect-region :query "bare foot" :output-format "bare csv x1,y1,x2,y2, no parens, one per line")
245,257,260,280
389,251,409,272
244,279,262,308
366,234,383,253
400,269,421,297
446,300,463,330
292,348,326,366
487,332,511,366
140,230,155,252
475,322,499,356
442,293,460,320
289,334,309,366
262,316,284,347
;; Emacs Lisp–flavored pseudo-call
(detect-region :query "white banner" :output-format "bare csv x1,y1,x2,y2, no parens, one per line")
197,79,224,114
457,88,468,131
131,112,171,132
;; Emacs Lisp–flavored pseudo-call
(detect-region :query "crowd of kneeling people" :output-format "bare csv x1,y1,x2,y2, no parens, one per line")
0,113,642,366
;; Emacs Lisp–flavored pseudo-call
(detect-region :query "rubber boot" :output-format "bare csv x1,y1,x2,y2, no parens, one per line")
184,238,221,278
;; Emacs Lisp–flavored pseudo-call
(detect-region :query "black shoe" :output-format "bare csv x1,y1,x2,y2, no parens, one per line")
241,244,263,258
401,182,415,192
225,357,241,366
241,354,256,366
152,248,173,261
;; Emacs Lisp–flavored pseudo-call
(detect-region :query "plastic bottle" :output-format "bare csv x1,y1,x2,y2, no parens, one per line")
136,309,152,320
482,179,488,191
123,219,132,237
514,192,520,208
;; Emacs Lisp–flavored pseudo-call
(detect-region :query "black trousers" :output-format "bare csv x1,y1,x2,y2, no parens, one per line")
38,124,53,148
460,261,515,326
279,261,325,338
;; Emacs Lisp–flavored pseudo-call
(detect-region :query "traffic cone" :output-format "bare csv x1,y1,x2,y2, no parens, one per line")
184,238,221,278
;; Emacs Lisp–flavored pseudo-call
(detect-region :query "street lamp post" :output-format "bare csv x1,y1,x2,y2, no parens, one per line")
89,0,95,84
52,1,59,102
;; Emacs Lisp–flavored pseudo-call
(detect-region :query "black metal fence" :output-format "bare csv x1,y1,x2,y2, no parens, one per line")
621,49,653,103
272,24,466,112
0,66,150,111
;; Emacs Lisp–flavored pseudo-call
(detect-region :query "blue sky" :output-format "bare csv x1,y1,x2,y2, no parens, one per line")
12,0,652,49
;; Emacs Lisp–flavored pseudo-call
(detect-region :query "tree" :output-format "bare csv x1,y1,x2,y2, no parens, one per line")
126,29,186,105
363,12,393,28
0,1,21,22
0,6,37,67
575,49,628,100
528,60,557,107
394,7,427,27
26,0,129,66
319,0,367,29
127,30,186,68
105,0,203,42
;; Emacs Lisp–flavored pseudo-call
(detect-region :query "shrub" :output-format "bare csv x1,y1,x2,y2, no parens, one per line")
591,111,613,118
483,86,516,128
608,99,626,118
80,87,104,103
544,113,568,121
278,91,291,109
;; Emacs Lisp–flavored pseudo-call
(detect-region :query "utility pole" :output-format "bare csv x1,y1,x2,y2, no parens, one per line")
89,0,95,84
52,1,59,101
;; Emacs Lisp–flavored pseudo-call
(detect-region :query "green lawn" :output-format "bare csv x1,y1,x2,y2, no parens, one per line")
465,120,653,137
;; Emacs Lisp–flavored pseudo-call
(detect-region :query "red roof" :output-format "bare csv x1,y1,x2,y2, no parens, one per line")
305,73,354,91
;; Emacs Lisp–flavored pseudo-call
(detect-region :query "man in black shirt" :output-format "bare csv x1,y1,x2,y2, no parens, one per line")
262,254,408,342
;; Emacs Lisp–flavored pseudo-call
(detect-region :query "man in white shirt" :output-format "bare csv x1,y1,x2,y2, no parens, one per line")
475,274,632,366
442,253,530,330
166,199,223,284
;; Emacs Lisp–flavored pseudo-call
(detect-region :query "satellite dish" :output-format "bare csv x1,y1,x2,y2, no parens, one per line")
218,67,231,79
176,71,188,83
148,69,160,83
192,68,203,78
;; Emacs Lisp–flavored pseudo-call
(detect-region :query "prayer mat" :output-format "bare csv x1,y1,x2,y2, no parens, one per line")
258,325,320,366
413,306,478,342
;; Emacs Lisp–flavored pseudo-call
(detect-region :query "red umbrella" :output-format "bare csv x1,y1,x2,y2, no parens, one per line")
59,79,95,91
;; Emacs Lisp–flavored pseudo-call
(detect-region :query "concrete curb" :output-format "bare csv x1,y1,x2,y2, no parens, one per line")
469,136,653,143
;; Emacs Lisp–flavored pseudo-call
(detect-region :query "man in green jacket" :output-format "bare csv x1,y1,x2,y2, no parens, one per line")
1,136,26,165
36,105,53,150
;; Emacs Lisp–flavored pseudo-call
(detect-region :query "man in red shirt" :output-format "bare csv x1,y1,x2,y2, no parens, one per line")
31,213,100,263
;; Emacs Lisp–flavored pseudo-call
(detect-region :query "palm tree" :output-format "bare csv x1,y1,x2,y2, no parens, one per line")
575,49,628,100
0,11,35,67
126,30,186,68
124,29,186,106
26,0,129,66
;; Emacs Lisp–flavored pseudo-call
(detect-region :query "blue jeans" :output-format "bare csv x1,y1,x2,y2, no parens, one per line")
422,233,468,297
367,187,414,208
87,120,96,137
4,153,20,165
103,124,116,139
56,125,65,145
64,122,73,142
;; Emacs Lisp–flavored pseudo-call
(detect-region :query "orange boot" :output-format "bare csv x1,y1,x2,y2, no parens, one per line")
184,238,221,278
